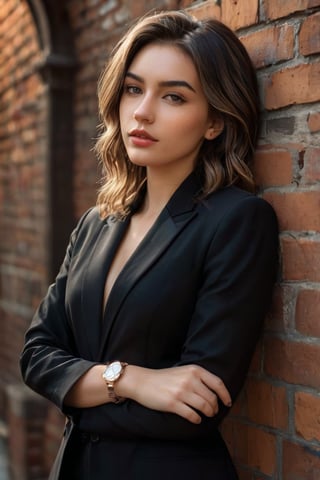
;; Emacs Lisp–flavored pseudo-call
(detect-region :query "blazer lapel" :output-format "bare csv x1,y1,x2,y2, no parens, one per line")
81,216,130,359
98,172,202,359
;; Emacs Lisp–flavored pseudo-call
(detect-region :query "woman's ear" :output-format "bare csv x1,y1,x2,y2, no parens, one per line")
205,118,224,140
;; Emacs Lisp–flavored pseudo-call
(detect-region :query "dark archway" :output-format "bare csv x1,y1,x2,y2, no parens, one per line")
26,0,77,278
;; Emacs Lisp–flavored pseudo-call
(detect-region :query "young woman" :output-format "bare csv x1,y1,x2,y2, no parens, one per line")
20,10,278,480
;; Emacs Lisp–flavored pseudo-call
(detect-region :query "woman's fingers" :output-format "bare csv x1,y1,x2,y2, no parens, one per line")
182,390,219,418
175,364,231,407
169,389,218,424
120,364,231,423
173,401,202,424
199,368,232,407
162,367,221,418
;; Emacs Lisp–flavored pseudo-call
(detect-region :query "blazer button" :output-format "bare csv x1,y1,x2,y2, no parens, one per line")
90,433,100,443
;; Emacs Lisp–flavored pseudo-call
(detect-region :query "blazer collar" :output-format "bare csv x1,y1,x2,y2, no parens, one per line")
80,215,130,359
165,170,202,218
98,171,203,359
81,171,203,360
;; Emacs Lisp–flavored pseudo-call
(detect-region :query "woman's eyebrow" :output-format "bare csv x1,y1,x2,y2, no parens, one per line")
125,71,196,93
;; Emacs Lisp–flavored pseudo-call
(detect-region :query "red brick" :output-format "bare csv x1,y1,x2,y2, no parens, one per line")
220,417,236,457
221,418,277,477
244,378,288,430
265,63,320,110
265,284,298,333
248,340,263,374
2,0,320,478
221,0,258,30
264,0,320,20
44,405,64,472
253,149,293,187
236,468,252,480
240,24,294,69
188,0,221,21
283,439,320,479
176,0,192,7
224,385,245,420
263,191,320,231
296,289,320,337
300,12,320,56
265,285,285,332
295,391,320,442
307,112,320,132
301,147,320,183
264,337,320,388
233,423,277,476
281,236,320,282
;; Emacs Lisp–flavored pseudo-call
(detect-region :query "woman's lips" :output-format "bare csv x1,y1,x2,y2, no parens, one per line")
129,129,158,147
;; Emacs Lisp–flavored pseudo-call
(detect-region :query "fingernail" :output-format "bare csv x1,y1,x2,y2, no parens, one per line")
227,401,232,407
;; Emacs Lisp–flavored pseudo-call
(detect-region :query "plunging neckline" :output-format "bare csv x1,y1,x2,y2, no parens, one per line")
102,207,166,316
100,171,201,321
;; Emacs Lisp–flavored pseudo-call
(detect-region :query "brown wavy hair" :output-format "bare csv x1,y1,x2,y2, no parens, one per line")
95,10,259,218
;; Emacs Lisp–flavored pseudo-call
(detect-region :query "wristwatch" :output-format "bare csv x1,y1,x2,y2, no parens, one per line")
102,361,128,403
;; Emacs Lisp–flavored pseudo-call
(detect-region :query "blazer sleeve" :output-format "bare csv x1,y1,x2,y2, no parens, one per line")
78,196,279,440
20,209,99,408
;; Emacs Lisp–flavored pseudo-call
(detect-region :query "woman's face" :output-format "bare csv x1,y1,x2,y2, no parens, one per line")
119,43,216,177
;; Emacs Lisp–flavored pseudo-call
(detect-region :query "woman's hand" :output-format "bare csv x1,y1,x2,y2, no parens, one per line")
64,363,231,425
117,364,231,424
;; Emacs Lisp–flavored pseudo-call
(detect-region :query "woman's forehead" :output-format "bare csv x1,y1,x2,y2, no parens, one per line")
126,43,201,89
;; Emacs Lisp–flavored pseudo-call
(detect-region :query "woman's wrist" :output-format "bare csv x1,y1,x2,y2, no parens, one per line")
64,364,108,407
101,361,128,403
115,364,143,401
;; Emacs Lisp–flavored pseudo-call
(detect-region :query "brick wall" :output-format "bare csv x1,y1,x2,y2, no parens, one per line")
66,0,170,217
215,1,320,478
0,0,49,408
0,0,319,478
0,2,55,478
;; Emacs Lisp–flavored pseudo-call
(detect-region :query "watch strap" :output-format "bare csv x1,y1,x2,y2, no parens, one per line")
103,361,128,403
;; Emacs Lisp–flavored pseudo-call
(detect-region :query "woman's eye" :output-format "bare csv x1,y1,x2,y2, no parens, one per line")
124,85,141,95
165,94,185,104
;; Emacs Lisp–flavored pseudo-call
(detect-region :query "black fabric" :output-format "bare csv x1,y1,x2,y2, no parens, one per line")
60,424,238,480
20,173,278,480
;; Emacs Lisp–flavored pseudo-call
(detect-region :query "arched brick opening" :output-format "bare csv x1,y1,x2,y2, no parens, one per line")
3,2,319,479
0,1,76,478
0,0,48,409
26,0,77,278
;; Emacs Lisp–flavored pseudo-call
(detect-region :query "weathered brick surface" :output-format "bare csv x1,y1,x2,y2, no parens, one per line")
240,24,294,69
264,284,286,332
300,12,320,56
263,190,320,231
281,235,320,282
282,440,320,479
307,111,320,132
264,0,320,20
187,0,221,21
0,0,49,431
265,63,320,110
243,378,288,430
223,421,277,476
1,0,320,479
221,0,258,30
301,147,320,183
264,337,320,388
295,391,320,442
253,149,293,187
295,289,320,337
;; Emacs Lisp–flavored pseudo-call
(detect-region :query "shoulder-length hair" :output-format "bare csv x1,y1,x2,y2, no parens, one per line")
95,10,259,219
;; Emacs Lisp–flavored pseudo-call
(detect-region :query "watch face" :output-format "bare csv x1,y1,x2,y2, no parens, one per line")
103,361,122,382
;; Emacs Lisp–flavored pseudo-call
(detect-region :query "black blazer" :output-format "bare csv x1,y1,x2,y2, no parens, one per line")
20,173,278,480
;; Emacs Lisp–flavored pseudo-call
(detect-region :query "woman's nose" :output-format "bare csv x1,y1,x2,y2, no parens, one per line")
133,97,154,123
